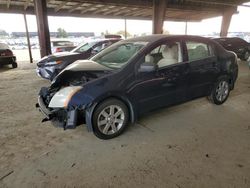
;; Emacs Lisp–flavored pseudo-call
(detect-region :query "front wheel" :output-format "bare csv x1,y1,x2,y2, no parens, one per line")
241,51,250,61
92,99,129,139
208,77,230,105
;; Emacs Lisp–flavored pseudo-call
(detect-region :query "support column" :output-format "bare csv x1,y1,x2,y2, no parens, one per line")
34,0,51,57
152,0,166,34
124,19,127,39
220,9,235,37
23,14,33,63
185,21,188,35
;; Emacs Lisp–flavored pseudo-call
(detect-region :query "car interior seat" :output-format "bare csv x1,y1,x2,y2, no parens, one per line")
145,54,154,64
158,45,178,68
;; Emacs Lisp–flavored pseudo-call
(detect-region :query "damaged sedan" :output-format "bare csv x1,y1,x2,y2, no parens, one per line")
36,35,238,139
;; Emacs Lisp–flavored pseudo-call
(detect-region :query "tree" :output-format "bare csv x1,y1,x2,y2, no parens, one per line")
0,29,8,36
57,28,68,38
162,29,170,35
116,30,131,38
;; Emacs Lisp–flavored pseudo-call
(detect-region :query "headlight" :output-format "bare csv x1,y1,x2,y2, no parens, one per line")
46,60,62,66
48,86,82,108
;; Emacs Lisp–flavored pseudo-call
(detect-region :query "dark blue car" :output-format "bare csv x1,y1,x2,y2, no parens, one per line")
37,35,238,139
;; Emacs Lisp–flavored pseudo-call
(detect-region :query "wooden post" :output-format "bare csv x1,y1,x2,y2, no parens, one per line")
124,18,127,39
34,0,51,57
152,0,166,34
23,14,33,63
220,9,235,37
185,21,188,35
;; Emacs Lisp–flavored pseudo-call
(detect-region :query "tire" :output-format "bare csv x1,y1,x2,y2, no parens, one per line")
240,51,250,61
51,118,65,128
208,76,230,105
92,98,129,139
12,62,17,68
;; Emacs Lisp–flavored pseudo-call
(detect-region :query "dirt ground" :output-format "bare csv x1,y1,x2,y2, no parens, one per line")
0,61,249,188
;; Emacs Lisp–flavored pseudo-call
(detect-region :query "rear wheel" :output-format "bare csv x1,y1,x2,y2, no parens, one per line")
12,62,17,68
208,76,230,105
92,99,129,139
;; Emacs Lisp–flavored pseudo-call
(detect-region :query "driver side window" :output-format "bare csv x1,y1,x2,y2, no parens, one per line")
144,41,183,68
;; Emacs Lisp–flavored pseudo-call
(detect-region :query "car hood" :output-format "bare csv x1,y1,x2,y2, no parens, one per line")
50,60,113,88
37,51,82,64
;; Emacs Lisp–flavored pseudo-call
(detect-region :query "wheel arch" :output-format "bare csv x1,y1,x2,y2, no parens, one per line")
85,94,137,132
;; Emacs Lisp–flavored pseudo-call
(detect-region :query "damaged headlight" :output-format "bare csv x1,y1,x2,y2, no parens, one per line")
46,60,63,66
48,86,82,108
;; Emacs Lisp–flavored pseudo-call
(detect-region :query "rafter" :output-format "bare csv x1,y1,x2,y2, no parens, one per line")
103,6,127,16
81,6,98,14
91,5,116,15
68,3,83,13
55,1,68,12
24,0,31,10
129,9,151,17
113,7,139,16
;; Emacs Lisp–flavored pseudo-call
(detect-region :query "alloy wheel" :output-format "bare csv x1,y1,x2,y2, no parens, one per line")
244,51,250,61
215,81,229,102
97,105,125,135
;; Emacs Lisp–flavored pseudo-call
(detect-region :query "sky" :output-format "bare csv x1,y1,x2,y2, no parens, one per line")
0,3,249,36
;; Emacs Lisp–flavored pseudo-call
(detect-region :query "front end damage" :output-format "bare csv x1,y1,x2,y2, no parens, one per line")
36,86,83,130
36,60,113,131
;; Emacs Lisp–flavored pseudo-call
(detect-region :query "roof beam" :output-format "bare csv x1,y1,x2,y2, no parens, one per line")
7,0,11,9
91,5,116,15
186,0,250,8
71,0,152,8
113,7,139,16
68,3,83,13
129,9,151,17
81,4,103,14
55,1,68,12
102,6,127,16
24,0,31,10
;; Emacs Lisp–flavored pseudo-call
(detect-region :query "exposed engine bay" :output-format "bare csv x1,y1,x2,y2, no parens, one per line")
37,60,113,130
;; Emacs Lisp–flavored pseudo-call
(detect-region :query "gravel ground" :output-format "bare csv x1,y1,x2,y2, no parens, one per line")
0,61,249,188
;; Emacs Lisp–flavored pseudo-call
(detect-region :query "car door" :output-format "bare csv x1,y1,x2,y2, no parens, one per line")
185,40,219,99
128,40,189,114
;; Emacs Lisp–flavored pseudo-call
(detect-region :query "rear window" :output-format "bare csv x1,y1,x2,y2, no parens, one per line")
0,43,9,49
186,41,213,61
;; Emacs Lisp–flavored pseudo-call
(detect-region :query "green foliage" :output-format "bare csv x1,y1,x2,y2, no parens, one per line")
0,29,8,36
116,30,131,37
57,28,68,38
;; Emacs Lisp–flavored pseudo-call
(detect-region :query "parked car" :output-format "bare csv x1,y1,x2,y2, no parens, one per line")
36,35,238,139
213,37,250,61
0,42,17,68
36,38,121,80
51,40,76,53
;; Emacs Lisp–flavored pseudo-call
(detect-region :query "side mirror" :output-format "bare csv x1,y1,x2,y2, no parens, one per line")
138,62,157,73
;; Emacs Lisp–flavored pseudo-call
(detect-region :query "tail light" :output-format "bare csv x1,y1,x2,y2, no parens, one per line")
55,48,62,52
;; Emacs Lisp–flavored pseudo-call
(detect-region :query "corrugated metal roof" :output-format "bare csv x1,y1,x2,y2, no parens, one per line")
0,0,249,21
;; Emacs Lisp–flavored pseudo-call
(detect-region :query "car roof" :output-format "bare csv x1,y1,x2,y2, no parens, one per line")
125,34,213,43
213,37,245,40
51,39,72,42
89,38,121,42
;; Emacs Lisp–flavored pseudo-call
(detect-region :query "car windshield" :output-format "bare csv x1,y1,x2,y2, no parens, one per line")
91,41,148,69
71,41,97,53
0,43,9,49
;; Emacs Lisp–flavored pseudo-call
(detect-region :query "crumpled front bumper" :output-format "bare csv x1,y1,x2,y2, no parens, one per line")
36,96,53,119
36,92,78,129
